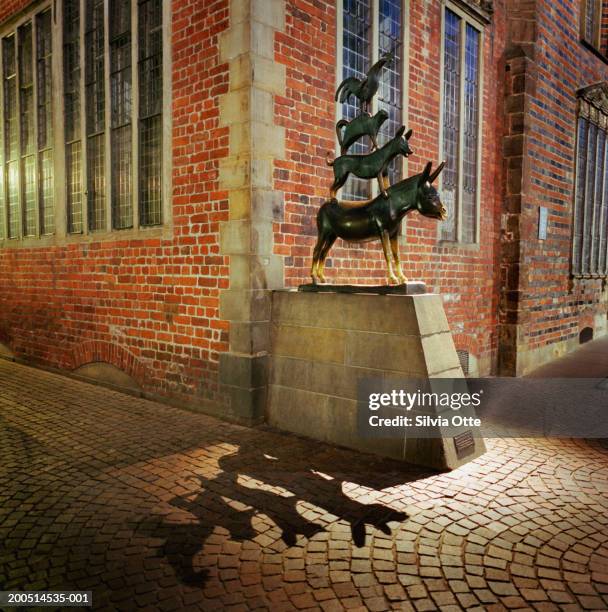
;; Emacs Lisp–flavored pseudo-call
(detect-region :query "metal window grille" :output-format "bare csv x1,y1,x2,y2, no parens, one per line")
583,0,601,46
572,114,608,277
0,0,165,241
3,35,19,239
377,0,403,189
64,0,83,233
19,23,37,237
462,24,480,244
456,349,470,376
341,0,372,201
138,0,163,226
37,10,54,235
110,0,133,229
85,0,106,231
441,10,460,242
441,8,481,244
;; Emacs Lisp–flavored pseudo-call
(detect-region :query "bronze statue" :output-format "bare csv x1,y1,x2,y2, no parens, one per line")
336,109,389,154
327,126,413,199
306,47,446,286
311,162,446,284
335,52,394,112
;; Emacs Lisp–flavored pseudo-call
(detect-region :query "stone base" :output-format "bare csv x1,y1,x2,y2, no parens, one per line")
298,282,426,295
268,290,486,471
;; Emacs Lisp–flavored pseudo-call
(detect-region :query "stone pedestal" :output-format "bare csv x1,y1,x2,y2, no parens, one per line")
268,290,486,470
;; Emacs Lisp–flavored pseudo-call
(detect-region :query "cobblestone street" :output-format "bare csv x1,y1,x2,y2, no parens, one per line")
1,357,608,611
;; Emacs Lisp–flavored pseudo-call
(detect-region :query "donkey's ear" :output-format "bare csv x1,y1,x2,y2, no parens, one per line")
429,161,446,184
396,125,406,138
405,128,413,140
420,161,432,184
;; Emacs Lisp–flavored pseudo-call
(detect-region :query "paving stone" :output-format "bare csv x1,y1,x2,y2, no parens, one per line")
0,359,606,611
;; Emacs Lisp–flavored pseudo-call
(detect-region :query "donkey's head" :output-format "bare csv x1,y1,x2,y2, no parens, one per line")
416,161,447,220
393,126,414,158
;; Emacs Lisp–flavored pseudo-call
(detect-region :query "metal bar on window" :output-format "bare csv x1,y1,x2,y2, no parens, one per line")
64,0,83,234
441,8,461,242
3,36,19,239
591,128,605,274
572,117,588,275
340,0,372,201
582,120,597,275
37,10,54,235
377,0,403,189
461,23,480,244
19,22,37,238
0,39,5,241
104,0,112,232
138,0,163,226
599,133,608,275
131,0,139,229
85,0,106,231
110,0,133,229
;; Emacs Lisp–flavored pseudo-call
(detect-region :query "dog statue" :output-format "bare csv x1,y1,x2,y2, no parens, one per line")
327,126,413,199
336,109,389,155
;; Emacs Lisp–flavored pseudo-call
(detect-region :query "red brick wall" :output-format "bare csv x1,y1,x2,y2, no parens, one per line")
515,0,608,358
274,0,507,374
0,1,231,406
0,0,33,23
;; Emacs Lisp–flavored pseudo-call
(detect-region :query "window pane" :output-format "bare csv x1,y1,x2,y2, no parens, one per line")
591,129,605,273
573,117,588,275
462,24,480,244
19,23,36,237
341,0,371,201
584,0,600,44
64,0,83,233
377,0,403,189
3,35,18,239
37,10,54,235
139,0,163,226
600,136,608,274
86,0,106,230
441,9,461,241
582,121,597,274
111,0,133,229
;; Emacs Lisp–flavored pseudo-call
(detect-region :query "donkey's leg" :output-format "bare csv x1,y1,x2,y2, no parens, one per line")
379,229,398,284
390,234,407,284
317,234,337,283
310,232,327,283
377,173,389,198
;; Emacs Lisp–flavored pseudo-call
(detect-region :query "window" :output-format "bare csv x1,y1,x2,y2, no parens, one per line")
339,0,404,201
440,5,483,244
572,86,608,277
581,0,602,49
0,0,166,242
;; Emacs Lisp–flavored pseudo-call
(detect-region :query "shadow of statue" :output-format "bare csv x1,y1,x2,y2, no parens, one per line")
134,437,433,587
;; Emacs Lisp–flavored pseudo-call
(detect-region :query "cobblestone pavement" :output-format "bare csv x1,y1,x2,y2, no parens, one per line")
1,358,608,611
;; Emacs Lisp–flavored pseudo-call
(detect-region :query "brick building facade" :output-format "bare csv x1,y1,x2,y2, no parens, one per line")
0,0,606,423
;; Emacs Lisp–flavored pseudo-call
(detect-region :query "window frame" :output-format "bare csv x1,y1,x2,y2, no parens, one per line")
335,0,410,201
0,0,172,248
571,86,608,279
581,0,602,51
438,0,484,247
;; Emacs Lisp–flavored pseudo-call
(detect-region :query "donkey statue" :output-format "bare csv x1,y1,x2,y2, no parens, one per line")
311,162,446,284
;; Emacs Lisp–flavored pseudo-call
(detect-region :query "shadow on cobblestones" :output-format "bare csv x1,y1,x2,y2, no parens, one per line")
2,359,608,610
135,440,414,588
